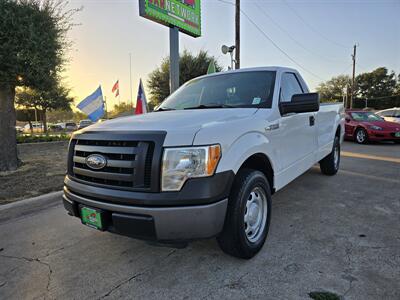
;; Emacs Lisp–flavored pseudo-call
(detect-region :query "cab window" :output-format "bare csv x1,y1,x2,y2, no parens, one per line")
280,73,304,102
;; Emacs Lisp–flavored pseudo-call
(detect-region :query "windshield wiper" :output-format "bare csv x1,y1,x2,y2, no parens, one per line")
155,107,175,111
184,104,234,110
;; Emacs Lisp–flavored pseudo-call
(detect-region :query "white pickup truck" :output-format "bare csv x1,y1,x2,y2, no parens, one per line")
63,67,344,258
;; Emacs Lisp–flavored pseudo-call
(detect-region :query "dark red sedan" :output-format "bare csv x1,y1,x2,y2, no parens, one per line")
344,110,400,144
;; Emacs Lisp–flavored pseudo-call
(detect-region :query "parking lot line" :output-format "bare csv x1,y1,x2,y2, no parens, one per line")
339,169,400,184
342,151,400,164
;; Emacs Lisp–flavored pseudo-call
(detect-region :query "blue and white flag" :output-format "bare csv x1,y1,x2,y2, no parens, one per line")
77,86,105,122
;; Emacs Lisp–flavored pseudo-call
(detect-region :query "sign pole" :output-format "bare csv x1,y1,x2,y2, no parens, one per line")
169,26,179,93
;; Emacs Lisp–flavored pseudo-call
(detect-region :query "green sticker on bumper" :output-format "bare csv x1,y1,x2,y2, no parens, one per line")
81,207,103,230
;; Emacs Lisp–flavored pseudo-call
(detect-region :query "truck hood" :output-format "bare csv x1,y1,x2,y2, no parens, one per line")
82,108,258,146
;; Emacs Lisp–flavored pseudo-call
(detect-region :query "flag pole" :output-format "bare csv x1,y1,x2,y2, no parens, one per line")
104,96,108,119
129,53,133,108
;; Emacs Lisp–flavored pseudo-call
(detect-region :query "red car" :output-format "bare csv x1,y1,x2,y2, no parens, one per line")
345,110,400,144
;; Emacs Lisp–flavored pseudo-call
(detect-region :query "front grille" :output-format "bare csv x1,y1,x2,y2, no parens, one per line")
67,131,166,192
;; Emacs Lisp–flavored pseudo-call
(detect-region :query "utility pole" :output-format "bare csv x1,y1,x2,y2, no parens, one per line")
350,44,357,109
235,0,240,69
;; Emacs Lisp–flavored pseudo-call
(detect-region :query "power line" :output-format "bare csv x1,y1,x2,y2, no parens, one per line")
216,0,326,81
254,3,346,64
282,0,349,49
356,62,370,73
339,64,353,75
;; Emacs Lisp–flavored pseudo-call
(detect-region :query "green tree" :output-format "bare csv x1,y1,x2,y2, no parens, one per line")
0,0,78,171
47,109,74,123
356,67,397,99
316,75,351,102
109,102,135,119
147,50,222,105
72,111,88,122
16,85,74,132
393,74,400,95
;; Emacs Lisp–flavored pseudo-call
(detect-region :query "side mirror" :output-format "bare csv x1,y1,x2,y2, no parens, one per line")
345,117,351,122
279,93,320,115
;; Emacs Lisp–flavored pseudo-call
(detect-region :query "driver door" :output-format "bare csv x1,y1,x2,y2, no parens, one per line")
276,72,317,186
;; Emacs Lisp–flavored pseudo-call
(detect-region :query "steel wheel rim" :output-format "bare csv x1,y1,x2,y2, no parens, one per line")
244,187,268,243
356,130,365,143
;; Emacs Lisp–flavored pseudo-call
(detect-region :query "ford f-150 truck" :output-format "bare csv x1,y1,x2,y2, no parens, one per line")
63,67,344,258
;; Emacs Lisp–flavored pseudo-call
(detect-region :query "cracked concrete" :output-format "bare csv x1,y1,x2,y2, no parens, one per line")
0,142,399,299
0,254,53,297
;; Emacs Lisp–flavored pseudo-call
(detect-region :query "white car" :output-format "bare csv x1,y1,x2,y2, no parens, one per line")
63,67,344,258
376,108,400,124
23,123,43,132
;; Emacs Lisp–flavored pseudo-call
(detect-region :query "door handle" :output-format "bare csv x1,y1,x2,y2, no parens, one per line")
309,116,315,126
265,123,280,131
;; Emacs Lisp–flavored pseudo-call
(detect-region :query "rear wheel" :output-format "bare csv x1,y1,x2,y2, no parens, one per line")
217,169,271,259
355,128,368,144
320,135,340,175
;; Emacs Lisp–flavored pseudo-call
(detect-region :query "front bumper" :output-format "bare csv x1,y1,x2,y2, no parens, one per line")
63,170,234,241
367,130,400,141
63,189,227,241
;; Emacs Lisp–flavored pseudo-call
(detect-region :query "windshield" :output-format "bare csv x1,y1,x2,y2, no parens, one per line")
350,112,383,121
158,71,276,110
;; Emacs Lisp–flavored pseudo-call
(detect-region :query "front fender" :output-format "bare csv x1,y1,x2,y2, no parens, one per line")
216,131,276,175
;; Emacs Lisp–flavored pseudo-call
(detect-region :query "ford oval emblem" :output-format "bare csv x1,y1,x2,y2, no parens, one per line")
85,154,107,170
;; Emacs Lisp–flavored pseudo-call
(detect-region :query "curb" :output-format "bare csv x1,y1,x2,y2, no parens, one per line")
0,191,63,224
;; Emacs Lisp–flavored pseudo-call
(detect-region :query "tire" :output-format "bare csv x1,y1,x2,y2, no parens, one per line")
217,169,272,259
354,128,368,144
394,140,400,144
320,135,340,176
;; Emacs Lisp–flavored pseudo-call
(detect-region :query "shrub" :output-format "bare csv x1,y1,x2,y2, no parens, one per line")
17,134,70,144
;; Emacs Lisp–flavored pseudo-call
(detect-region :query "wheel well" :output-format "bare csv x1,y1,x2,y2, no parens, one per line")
354,126,366,135
238,153,275,194
335,125,341,137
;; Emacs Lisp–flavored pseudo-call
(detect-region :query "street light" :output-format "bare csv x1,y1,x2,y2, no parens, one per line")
221,45,236,70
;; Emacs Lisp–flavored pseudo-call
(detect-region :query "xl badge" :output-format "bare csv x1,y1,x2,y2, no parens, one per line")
85,154,107,170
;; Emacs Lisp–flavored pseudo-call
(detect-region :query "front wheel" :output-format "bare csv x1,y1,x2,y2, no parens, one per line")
355,128,368,144
217,169,272,259
320,135,340,175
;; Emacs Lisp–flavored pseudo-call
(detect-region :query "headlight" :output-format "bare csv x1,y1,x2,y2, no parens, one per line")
161,145,221,191
370,125,383,130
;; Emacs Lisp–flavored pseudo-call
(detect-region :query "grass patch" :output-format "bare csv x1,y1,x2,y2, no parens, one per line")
0,142,68,204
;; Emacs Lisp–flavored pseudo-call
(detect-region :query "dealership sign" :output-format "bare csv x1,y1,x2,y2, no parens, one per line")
139,0,201,37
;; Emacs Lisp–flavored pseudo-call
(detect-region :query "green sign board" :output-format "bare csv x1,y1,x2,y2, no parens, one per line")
139,0,201,37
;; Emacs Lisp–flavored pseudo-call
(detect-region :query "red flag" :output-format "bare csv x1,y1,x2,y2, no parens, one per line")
112,80,119,93
112,80,120,99
135,79,148,115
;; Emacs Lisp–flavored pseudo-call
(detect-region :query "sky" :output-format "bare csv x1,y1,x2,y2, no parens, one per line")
65,0,400,109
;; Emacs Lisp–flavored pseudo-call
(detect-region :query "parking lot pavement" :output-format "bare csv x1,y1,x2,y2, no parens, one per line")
0,141,399,300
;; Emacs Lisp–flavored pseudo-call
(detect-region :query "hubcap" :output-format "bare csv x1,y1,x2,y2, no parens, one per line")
356,130,366,143
244,187,268,243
